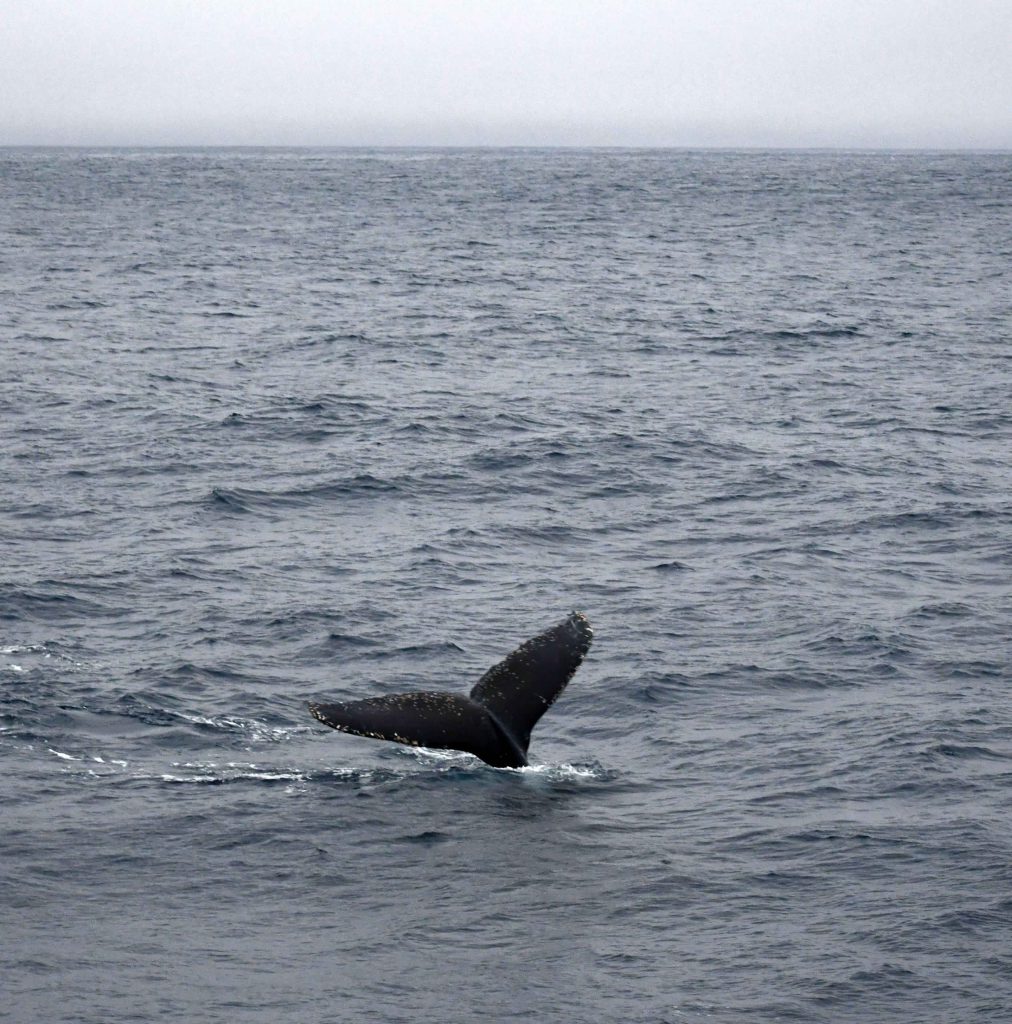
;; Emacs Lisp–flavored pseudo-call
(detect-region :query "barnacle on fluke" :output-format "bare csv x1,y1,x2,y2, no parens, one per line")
309,611,593,768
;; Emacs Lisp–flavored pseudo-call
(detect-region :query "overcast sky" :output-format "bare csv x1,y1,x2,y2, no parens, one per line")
3,0,1010,147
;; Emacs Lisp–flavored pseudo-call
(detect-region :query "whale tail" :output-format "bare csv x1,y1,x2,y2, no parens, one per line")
309,611,593,768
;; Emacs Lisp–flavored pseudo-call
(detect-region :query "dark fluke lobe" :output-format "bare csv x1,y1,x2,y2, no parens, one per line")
309,611,593,768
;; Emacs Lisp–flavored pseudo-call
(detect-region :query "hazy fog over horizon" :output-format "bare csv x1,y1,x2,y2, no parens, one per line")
3,0,1010,149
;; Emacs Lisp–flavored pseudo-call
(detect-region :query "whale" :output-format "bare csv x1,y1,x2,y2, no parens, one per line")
309,611,593,768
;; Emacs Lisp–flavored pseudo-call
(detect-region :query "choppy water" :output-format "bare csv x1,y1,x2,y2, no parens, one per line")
2,148,1011,1023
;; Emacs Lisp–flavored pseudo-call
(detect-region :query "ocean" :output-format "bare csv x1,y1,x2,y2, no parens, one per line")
2,147,1010,1023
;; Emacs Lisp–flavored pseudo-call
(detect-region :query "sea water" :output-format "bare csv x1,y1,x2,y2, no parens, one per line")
2,148,1011,1023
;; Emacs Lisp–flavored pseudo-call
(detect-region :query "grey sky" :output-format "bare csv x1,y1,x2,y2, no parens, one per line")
3,0,1010,147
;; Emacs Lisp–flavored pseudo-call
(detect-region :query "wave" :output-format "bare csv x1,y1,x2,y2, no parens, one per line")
0,584,121,623
41,743,616,792
206,474,398,514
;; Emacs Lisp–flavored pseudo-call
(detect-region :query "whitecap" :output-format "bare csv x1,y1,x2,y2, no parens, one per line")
171,710,310,743
154,760,309,784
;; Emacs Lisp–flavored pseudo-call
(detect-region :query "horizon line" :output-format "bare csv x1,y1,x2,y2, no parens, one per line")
3,142,1011,154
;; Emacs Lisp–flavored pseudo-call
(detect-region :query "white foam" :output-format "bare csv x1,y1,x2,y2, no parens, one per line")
172,710,310,743
520,762,604,781
403,746,608,780
155,765,308,784
48,748,80,761
159,760,309,784
409,747,474,766
1,642,79,667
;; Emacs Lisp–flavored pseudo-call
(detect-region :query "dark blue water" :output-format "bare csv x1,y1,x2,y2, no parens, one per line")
2,148,1011,1023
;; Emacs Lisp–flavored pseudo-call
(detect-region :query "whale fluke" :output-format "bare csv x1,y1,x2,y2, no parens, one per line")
309,611,593,768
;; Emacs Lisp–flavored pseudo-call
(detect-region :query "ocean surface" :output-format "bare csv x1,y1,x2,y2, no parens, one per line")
2,147,1010,1023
